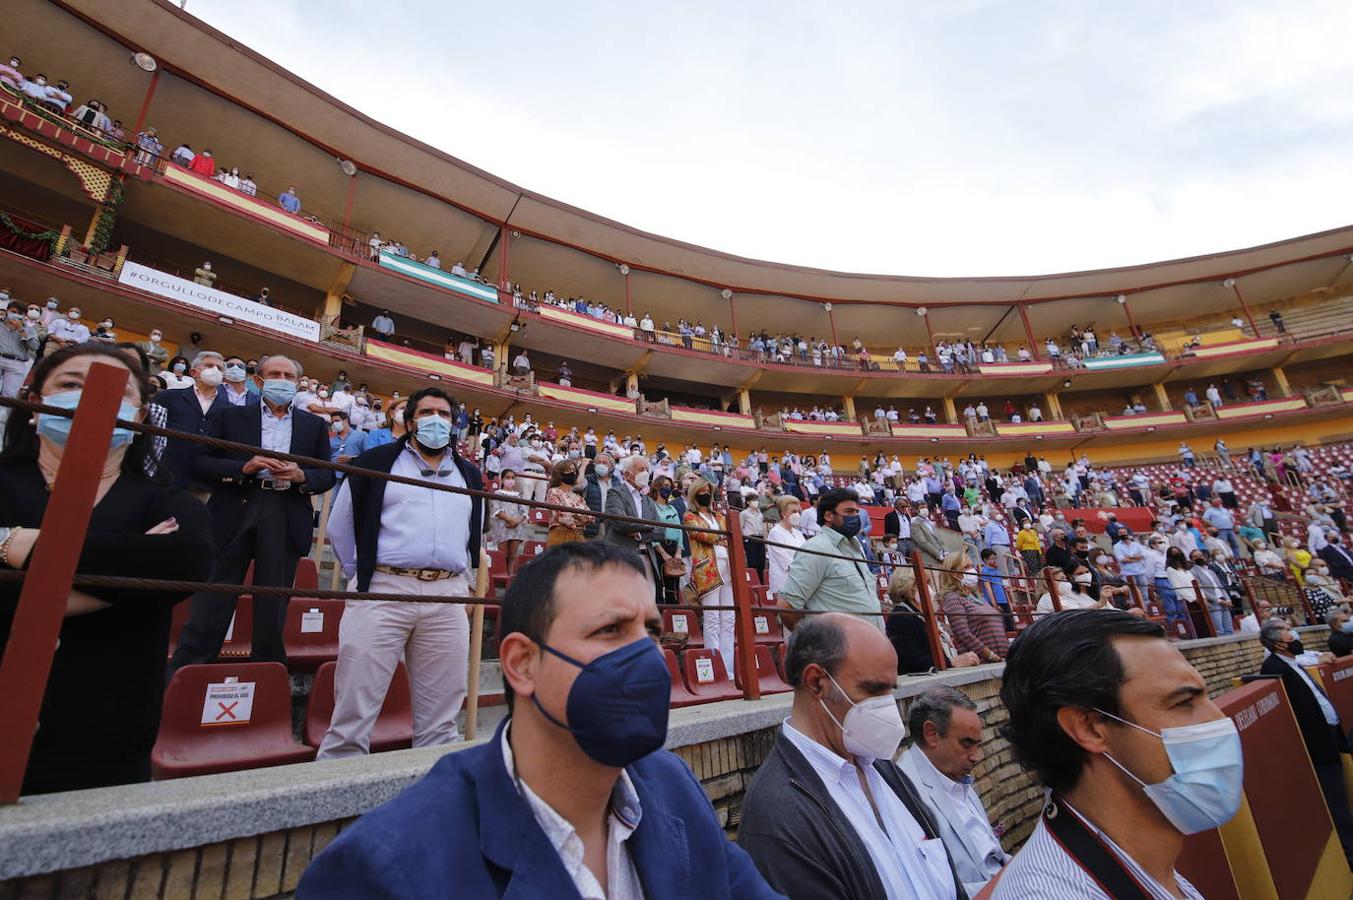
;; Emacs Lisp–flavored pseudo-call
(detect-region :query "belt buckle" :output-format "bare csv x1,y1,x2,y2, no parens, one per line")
417,568,441,582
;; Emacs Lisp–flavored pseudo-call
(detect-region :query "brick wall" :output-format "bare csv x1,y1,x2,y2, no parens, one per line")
0,631,1319,899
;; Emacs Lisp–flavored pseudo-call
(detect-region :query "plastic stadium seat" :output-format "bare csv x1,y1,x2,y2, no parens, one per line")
681,649,743,702
750,610,784,645
521,540,546,559
488,550,511,593
151,662,315,779
303,661,413,752
293,557,319,591
283,599,345,672
732,645,792,695
663,649,707,708
663,608,705,648
743,568,763,587
218,600,254,659
529,507,550,526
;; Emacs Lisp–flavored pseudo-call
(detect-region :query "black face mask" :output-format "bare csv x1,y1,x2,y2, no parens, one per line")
695,493,712,506
560,471,578,486
1285,638,1304,656
658,486,673,499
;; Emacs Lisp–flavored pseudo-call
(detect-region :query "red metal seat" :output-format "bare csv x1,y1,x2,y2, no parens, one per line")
663,649,708,708
680,649,742,702
663,608,705,648
151,662,314,779
732,645,792,695
283,599,345,672
302,660,413,752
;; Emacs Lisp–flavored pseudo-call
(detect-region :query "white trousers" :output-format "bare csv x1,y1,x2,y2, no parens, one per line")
519,473,548,505
702,553,736,672
0,356,30,429
317,571,470,759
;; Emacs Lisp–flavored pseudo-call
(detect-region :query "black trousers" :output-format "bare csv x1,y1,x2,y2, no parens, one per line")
1315,758,1353,867
169,491,300,674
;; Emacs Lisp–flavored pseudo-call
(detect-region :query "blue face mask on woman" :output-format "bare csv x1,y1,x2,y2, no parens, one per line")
1096,709,1243,834
532,637,670,768
37,389,140,449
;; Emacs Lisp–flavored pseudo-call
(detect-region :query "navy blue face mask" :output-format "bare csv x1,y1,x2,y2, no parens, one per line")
532,637,671,768
835,512,863,538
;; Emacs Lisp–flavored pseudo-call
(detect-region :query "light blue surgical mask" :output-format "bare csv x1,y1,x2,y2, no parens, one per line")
1341,621,1353,634
415,414,452,450
594,464,610,478
261,378,296,406
223,363,246,383
1096,709,1243,834
37,389,140,449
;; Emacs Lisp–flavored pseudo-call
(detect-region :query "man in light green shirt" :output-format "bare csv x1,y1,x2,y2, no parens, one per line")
779,488,883,631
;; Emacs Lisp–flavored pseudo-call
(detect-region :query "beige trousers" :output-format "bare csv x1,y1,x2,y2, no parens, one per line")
317,570,470,759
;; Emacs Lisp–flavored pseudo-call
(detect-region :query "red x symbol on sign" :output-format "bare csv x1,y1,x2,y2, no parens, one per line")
215,701,239,721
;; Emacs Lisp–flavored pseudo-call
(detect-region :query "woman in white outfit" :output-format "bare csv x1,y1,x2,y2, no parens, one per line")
765,495,806,599
684,477,735,670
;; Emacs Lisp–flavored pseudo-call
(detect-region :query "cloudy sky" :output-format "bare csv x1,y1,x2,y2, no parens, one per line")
185,0,1353,277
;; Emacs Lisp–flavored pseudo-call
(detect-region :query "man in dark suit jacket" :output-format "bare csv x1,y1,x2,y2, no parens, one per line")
156,351,237,488
169,355,335,673
604,455,661,592
299,541,781,899
1259,619,1353,866
1319,535,1353,582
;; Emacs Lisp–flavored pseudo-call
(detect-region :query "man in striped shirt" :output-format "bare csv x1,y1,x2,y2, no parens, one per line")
992,610,1240,899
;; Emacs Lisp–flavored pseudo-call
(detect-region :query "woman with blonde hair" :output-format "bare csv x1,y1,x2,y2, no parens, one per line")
543,459,590,545
765,494,805,598
886,568,978,673
684,476,734,669
938,549,1009,663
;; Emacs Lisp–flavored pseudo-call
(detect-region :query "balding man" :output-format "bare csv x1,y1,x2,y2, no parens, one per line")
739,614,963,899
170,355,336,673
900,687,1010,894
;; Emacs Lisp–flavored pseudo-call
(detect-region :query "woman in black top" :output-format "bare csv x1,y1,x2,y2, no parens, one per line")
0,344,213,795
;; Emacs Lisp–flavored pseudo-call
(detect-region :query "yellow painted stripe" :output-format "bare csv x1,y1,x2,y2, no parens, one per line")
364,340,495,385
671,408,756,429
1215,398,1307,419
1190,337,1280,358
1000,421,1075,435
1104,412,1187,429
537,384,635,412
978,362,1053,376
890,425,967,439
785,421,864,436
537,305,636,340
163,165,330,244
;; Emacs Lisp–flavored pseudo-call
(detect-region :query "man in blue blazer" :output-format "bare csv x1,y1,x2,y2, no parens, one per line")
169,355,334,672
155,350,238,488
299,541,782,899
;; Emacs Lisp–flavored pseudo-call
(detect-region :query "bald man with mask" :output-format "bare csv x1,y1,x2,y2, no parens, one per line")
739,613,963,899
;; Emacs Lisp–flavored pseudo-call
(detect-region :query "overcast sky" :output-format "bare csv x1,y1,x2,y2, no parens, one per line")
185,0,1353,278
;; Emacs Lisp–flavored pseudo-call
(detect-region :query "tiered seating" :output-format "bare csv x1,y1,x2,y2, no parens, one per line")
663,608,705,647
303,661,414,752
151,662,315,779
663,649,707,708
732,645,792,695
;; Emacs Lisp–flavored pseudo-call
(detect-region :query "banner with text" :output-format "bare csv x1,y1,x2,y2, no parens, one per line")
118,261,321,342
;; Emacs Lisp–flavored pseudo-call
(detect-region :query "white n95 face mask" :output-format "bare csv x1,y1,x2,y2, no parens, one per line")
1097,710,1243,834
821,671,905,761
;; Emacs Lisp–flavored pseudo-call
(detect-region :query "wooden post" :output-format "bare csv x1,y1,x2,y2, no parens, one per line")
0,362,128,803
1126,577,1147,612
1042,567,1064,612
312,489,333,565
464,550,490,740
725,506,761,699
910,551,948,671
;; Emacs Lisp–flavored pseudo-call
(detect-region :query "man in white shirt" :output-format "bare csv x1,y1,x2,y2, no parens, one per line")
47,307,91,348
450,261,468,277
740,614,962,899
901,687,1010,894
320,388,482,758
994,610,1232,899
370,309,395,338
